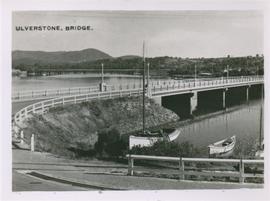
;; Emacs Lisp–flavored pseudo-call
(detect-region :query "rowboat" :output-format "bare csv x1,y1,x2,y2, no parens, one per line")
208,135,236,156
129,128,181,149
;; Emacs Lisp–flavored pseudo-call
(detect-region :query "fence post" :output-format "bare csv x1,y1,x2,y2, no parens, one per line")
239,158,245,183
41,102,45,114
128,155,134,176
31,134,35,152
20,130,24,144
179,157,185,180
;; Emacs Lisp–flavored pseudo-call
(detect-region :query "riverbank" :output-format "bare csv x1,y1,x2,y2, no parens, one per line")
21,96,179,158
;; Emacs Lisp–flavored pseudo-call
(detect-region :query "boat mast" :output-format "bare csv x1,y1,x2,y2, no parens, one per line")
142,42,146,134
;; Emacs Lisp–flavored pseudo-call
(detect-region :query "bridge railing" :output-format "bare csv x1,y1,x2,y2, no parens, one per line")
12,76,263,101
13,88,142,125
151,76,262,86
12,85,100,101
126,154,264,184
151,76,263,94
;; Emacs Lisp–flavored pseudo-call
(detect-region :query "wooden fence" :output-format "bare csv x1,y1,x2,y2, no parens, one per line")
126,154,264,184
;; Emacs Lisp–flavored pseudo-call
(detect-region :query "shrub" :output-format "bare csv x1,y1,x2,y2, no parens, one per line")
95,128,127,158
130,140,201,157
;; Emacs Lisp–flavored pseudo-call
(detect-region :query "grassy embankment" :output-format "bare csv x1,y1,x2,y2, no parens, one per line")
21,96,179,158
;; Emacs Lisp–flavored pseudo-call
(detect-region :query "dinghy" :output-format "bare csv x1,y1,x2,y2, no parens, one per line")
208,135,236,156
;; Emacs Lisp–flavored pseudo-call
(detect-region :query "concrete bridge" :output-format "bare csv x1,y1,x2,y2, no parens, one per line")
13,76,263,126
150,76,263,118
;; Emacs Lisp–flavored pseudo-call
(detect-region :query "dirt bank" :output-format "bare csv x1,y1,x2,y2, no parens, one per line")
21,96,179,157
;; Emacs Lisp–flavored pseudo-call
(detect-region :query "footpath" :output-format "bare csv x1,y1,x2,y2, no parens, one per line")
12,149,263,191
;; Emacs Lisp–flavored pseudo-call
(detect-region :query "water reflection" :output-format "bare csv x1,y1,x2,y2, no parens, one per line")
12,73,169,92
176,100,263,158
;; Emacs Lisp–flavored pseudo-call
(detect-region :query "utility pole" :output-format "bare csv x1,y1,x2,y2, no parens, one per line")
227,55,230,83
142,42,146,134
194,64,197,86
101,63,104,84
226,65,229,83
99,63,105,92
147,62,150,95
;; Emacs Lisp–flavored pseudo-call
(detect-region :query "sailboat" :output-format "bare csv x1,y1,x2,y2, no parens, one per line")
255,92,264,158
129,43,181,149
208,107,236,157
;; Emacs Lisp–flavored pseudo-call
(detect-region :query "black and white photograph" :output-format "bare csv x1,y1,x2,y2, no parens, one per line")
1,0,270,200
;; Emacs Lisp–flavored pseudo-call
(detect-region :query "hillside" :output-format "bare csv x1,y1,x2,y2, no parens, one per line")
12,48,112,66
12,48,264,77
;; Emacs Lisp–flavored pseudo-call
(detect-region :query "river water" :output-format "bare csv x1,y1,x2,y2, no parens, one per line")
12,73,169,92
176,99,263,158
12,74,263,158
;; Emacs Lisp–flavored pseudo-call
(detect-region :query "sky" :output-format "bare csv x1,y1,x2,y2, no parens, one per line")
12,11,263,58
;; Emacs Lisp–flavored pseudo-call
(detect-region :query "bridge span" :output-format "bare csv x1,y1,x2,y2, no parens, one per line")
12,76,263,102
13,76,263,126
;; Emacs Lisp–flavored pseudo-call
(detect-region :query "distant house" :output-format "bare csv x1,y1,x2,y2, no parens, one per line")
199,72,212,77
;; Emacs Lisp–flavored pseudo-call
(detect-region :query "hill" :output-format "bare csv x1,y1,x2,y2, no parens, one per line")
12,48,112,66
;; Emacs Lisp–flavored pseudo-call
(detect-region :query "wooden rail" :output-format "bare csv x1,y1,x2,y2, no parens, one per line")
126,154,264,184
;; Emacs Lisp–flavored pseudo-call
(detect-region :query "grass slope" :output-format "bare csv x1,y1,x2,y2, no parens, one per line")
22,97,179,157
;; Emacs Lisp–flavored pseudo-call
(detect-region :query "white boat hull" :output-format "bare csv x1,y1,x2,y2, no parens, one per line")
208,136,236,155
129,129,180,149
255,140,264,158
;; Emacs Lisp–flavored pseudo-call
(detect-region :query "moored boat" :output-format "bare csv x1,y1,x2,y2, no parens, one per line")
255,95,264,159
128,42,181,150
208,135,236,156
255,140,264,158
129,128,181,149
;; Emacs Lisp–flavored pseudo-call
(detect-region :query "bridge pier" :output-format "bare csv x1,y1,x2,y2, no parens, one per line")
190,92,198,116
223,89,228,109
99,82,107,92
246,85,250,102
